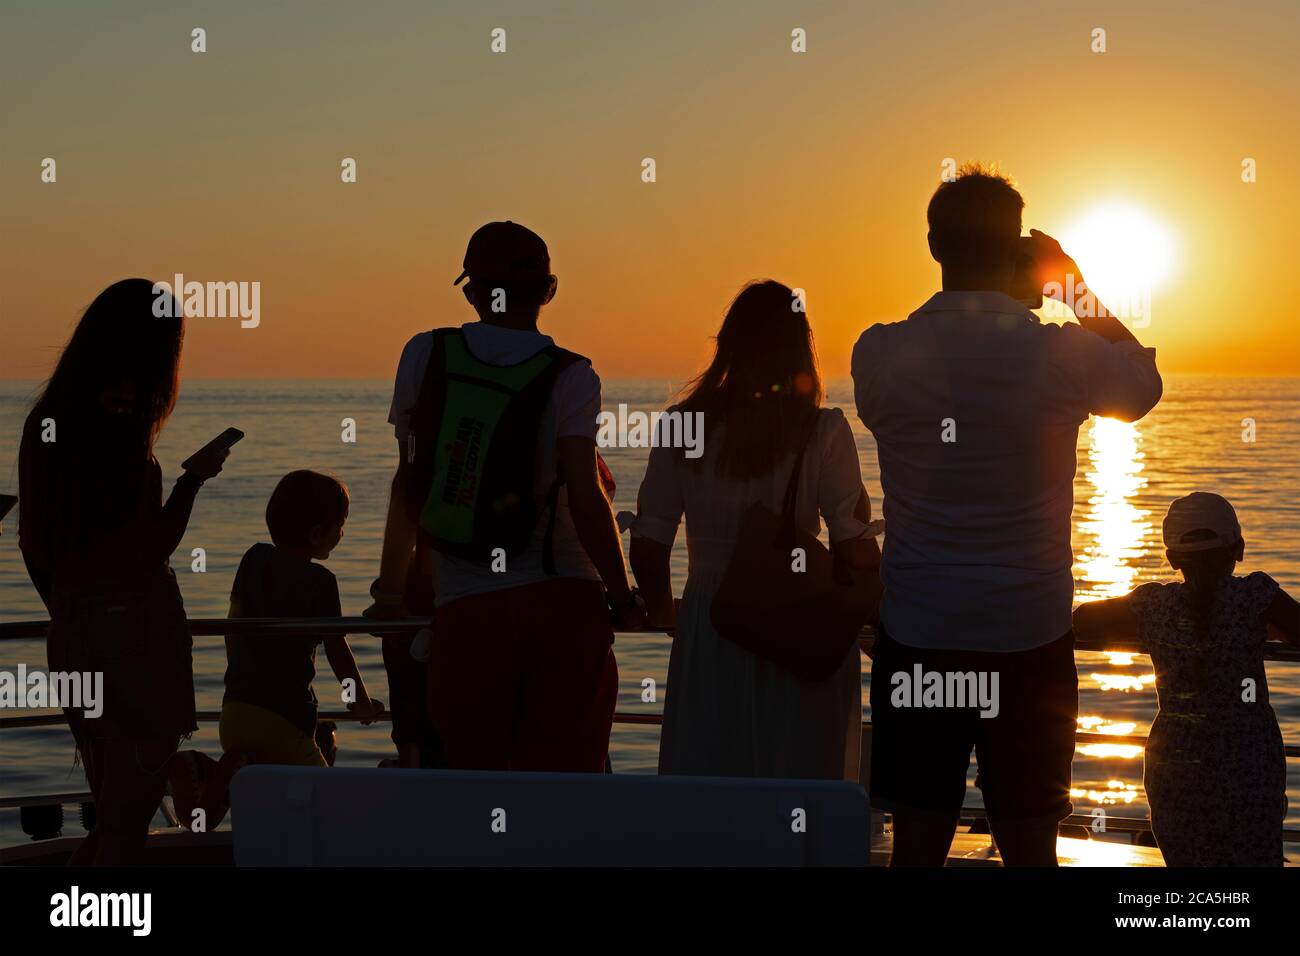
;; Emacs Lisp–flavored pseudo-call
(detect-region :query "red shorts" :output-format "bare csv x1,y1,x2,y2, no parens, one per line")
427,577,618,772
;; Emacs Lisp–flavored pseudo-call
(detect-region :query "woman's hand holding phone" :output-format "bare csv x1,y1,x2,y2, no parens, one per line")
184,446,230,481
182,427,243,481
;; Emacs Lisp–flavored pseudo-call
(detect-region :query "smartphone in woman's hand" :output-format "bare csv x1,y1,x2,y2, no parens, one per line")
182,427,243,478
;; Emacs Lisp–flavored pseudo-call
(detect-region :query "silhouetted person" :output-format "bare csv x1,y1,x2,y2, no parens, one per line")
370,221,645,771
629,280,883,779
366,548,445,768
1075,493,1300,866
852,165,1162,866
18,278,230,865
220,470,382,766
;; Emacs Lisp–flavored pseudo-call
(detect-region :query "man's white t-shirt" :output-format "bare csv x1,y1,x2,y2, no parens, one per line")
388,321,603,607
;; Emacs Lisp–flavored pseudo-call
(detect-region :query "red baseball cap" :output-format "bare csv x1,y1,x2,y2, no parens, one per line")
453,221,551,286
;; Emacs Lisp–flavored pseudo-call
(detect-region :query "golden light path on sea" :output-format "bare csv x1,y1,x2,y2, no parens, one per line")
1075,417,1154,601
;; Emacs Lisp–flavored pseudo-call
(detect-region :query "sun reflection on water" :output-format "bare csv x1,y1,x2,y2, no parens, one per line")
1078,716,1137,736
1090,672,1156,692
1069,417,1158,810
1074,416,1153,602
1077,742,1144,759
1076,716,1143,759
1069,780,1140,805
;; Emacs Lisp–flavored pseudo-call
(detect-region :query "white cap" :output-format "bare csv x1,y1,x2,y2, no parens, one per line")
1162,492,1241,552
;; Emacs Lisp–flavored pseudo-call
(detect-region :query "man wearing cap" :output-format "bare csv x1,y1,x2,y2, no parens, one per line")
367,221,646,772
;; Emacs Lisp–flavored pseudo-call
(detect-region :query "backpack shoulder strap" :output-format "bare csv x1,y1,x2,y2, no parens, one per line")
403,329,462,529
412,328,460,410
536,344,590,576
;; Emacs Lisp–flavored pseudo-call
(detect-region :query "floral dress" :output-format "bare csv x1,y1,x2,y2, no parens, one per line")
1130,572,1286,866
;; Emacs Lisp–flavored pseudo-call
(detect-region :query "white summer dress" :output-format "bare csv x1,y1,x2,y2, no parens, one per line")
629,406,882,781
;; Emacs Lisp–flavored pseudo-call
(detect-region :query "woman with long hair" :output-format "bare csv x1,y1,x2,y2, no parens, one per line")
628,280,882,779
18,278,230,864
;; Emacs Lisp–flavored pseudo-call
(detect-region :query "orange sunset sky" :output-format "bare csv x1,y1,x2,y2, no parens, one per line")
2,0,1297,383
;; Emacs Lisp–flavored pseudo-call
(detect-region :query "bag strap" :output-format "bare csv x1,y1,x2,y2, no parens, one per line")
414,328,456,412
533,346,586,576
401,330,455,536
777,411,821,546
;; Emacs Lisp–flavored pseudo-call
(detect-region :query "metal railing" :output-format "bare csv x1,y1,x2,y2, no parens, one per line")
3,616,1299,847
2,617,1299,749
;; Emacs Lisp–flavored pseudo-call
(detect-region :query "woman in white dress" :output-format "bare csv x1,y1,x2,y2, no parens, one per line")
628,281,882,781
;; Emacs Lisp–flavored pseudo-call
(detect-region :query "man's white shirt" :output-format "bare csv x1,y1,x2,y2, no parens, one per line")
852,291,1162,652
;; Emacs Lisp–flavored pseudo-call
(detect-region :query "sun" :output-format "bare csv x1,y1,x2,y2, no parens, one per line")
1058,202,1176,314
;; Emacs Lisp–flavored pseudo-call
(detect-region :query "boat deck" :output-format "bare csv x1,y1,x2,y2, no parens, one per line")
9,813,1299,866
903,832,1168,867
0,823,1204,867
0,827,1170,867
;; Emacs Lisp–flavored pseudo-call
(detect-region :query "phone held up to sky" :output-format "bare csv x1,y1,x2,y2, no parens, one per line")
1011,235,1045,309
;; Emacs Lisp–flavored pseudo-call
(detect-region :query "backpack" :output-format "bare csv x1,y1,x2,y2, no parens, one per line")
404,328,586,568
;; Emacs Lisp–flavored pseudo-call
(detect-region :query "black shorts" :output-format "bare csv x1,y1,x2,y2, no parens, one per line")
868,625,1078,826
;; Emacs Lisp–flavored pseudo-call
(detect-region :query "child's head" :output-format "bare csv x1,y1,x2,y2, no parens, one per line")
1162,491,1244,581
266,470,349,560
453,221,557,325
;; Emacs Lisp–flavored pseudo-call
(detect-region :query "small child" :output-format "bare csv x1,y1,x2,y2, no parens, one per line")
1073,492,1299,866
220,470,383,767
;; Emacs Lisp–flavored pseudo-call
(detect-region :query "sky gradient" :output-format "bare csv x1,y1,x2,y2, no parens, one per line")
2,0,1297,382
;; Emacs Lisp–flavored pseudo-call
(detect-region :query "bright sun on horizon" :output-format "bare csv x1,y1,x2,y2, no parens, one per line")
1059,202,1177,313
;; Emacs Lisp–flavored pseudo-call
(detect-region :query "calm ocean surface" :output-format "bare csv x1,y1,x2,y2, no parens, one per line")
1,375,1298,849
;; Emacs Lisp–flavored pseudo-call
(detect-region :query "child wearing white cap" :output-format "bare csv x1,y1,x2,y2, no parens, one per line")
1073,492,1299,866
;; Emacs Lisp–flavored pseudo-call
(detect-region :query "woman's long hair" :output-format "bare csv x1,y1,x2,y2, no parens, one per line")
33,278,184,456
677,280,823,479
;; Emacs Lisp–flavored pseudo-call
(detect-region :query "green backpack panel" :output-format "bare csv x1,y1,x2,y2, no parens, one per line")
405,328,584,567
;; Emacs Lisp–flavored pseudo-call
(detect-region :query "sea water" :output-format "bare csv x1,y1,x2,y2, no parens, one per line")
0,375,1297,848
